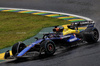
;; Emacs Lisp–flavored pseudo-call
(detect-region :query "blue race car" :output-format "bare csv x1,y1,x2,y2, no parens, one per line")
4,21,99,59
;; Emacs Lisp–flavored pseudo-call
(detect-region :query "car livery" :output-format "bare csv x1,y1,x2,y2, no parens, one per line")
4,21,99,59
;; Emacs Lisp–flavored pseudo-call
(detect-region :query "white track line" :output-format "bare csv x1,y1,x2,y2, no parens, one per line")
0,7,93,21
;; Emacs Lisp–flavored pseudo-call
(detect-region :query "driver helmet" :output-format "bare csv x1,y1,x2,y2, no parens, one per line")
53,27,60,32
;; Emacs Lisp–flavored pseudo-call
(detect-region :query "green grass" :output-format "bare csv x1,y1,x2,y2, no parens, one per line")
0,11,70,49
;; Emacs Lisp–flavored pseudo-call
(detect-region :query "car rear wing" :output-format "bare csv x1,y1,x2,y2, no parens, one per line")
71,21,95,27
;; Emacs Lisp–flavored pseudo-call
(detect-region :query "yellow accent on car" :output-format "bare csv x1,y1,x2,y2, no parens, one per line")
63,29,80,35
62,24,80,35
78,27,87,30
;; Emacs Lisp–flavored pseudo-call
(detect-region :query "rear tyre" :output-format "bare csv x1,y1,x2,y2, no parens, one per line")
40,40,56,56
12,42,26,56
83,27,99,43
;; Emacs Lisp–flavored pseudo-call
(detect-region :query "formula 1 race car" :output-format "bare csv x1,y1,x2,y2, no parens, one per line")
4,21,99,59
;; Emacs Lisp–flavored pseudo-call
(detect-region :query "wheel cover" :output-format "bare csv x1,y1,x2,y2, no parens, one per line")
47,43,54,52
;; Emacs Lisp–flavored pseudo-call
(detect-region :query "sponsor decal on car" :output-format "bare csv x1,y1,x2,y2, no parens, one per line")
69,37,77,42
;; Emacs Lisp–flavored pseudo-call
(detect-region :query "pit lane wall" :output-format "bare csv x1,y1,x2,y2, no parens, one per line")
0,7,93,62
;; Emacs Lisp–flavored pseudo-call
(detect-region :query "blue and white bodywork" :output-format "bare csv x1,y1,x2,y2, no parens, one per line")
16,33,80,57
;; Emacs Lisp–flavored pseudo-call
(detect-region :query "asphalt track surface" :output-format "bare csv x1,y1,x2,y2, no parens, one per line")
0,0,100,66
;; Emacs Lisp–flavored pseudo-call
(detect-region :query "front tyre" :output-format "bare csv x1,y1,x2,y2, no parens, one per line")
12,42,26,56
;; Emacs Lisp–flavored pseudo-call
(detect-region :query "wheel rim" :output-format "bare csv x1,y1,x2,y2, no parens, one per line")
47,43,54,52
49,45,52,50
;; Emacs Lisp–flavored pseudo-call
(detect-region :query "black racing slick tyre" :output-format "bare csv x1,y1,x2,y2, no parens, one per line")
40,40,56,56
12,42,26,56
83,27,99,43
